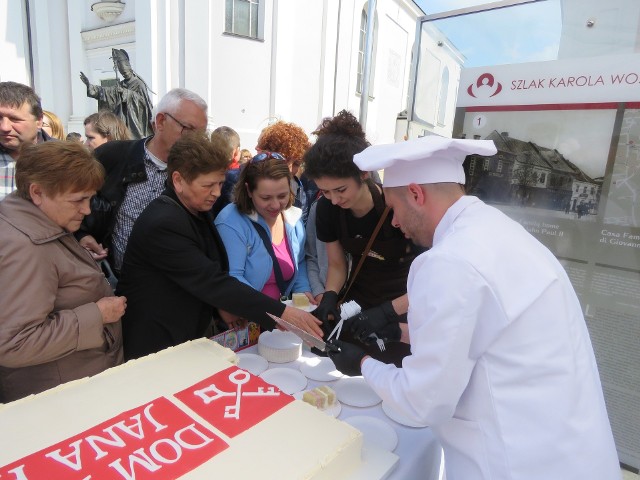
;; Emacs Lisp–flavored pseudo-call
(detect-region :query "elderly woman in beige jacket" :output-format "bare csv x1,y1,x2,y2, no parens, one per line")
0,141,125,403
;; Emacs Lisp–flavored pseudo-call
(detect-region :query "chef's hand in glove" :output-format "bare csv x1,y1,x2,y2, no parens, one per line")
346,301,399,342
363,322,401,345
312,291,341,335
327,339,367,377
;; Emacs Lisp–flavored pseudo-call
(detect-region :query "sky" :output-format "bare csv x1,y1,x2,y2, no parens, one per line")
413,0,562,67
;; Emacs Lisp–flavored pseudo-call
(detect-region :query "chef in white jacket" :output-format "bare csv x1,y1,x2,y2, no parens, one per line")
328,136,621,480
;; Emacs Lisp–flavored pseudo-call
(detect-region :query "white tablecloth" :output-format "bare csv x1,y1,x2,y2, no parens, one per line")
241,344,443,480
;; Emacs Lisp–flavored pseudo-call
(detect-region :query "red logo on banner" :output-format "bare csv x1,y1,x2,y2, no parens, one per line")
467,73,503,98
0,397,228,480
174,366,294,438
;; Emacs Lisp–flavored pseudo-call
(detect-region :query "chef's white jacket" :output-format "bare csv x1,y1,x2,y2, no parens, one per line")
362,196,620,480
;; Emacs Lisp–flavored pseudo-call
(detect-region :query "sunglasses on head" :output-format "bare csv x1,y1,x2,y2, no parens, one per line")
251,151,286,163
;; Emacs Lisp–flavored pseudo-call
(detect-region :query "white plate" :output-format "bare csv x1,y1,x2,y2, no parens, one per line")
299,356,343,381
259,368,307,395
237,353,269,376
344,416,398,452
282,299,316,313
333,377,381,408
293,391,342,418
381,401,428,428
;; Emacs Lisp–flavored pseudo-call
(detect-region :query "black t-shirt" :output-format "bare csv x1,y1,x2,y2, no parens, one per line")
316,195,382,244
314,188,424,309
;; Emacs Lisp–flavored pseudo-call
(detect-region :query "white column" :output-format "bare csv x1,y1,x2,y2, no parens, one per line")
67,0,89,134
184,0,212,121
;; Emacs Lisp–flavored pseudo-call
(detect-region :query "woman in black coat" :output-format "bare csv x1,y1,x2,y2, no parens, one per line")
117,132,322,360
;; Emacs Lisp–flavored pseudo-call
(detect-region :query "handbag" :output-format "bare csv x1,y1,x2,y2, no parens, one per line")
100,259,118,291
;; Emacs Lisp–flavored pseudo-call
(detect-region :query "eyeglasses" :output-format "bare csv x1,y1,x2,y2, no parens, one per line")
251,152,287,163
164,112,195,134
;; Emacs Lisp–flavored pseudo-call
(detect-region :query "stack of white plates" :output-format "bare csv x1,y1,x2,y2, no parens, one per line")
257,330,302,363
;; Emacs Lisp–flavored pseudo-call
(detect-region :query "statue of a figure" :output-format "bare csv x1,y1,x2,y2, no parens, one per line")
80,48,153,139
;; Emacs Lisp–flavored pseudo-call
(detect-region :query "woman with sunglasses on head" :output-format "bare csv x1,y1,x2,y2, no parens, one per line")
304,111,422,346
255,121,317,225
117,136,323,360
215,152,315,306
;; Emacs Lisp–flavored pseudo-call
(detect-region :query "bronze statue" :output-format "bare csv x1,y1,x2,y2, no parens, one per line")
80,48,153,139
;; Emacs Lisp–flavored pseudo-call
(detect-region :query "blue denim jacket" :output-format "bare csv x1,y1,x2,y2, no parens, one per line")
214,203,311,297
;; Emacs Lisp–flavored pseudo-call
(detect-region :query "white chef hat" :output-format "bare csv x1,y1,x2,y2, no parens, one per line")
354,135,497,187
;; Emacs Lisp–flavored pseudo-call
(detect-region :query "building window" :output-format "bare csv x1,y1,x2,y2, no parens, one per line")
539,172,546,183
497,159,503,173
225,0,260,39
356,3,377,95
483,158,489,171
469,158,476,176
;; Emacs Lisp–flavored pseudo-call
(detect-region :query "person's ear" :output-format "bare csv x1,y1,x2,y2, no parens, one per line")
155,112,167,131
172,171,183,192
29,183,44,205
407,183,425,206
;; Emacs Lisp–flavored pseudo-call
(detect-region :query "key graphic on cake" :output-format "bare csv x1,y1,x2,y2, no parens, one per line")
194,369,281,420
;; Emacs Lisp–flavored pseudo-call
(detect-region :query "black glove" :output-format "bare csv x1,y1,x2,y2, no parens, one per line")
346,301,399,342
326,339,367,377
312,291,341,335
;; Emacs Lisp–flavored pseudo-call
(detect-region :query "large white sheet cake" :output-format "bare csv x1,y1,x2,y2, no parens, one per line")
0,339,363,480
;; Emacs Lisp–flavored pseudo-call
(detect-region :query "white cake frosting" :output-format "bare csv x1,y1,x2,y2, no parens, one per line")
0,339,362,480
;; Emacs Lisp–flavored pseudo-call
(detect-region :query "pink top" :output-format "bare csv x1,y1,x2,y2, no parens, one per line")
261,236,294,300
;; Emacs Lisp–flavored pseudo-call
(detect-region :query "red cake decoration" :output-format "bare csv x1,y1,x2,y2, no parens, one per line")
174,366,294,438
0,397,228,480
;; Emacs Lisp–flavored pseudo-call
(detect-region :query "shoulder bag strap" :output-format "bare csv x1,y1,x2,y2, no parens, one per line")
339,205,391,304
250,219,289,300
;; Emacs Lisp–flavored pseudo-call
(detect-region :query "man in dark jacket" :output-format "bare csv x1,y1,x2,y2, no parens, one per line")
77,88,208,275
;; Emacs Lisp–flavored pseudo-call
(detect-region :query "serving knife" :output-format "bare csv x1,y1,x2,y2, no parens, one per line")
266,312,340,353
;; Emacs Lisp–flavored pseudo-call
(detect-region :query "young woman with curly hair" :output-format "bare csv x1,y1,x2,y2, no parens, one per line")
304,110,422,347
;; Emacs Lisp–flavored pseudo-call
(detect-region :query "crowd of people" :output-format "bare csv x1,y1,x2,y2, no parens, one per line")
0,80,622,479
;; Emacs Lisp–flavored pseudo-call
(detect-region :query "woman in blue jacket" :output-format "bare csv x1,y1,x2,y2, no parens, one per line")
215,152,314,303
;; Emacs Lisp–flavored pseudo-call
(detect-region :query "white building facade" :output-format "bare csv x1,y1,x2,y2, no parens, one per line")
0,0,464,148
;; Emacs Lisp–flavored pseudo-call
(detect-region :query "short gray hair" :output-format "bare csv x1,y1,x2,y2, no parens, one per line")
154,88,207,118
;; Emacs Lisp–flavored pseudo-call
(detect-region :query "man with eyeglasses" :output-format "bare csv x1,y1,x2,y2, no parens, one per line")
77,88,208,277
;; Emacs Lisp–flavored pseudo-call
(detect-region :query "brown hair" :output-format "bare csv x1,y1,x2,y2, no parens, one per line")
15,142,104,200
84,111,132,141
234,156,294,214
0,81,43,119
167,131,230,185
256,121,310,163
43,110,65,140
212,126,240,153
